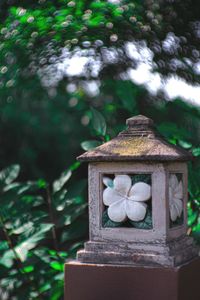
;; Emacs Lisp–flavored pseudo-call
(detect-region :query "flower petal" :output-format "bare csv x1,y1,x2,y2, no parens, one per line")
108,200,126,222
129,182,151,202
169,175,179,190
103,187,124,206
174,181,183,199
170,204,178,222
126,201,147,222
174,198,183,217
113,175,132,196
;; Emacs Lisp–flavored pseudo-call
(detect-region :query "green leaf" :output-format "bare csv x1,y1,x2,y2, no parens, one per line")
81,140,102,151
22,265,34,273
0,223,53,267
53,170,72,193
17,223,53,261
192,148,200,157
0,241,9,252
37,179,47,189
39,283,51,294
34,248,51,263
178,140,192,149
129,209,153,229
21,195,44,206
63,203,87,226
193,223,200,232
50,261,63,271
0,250,15,268
131,174,151,185
188,209,198,226
88,16,105,27
0,165,20,185
50,280,64,300
3,181,42,194
48,249,57,256
69,161,81,172
54,272,64,281
91,107,107,136
11,221,33,235
102,210,123,228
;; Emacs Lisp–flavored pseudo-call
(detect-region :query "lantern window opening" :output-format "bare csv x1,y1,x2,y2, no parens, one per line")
100,172,153,230
168,172,184,229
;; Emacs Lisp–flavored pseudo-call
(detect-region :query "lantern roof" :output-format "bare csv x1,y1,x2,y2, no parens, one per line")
77,115,192,162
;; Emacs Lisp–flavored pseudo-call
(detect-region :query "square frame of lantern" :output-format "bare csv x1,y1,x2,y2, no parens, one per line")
87,161,187,244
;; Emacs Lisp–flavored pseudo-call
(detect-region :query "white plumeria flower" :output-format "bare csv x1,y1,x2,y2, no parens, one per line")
103,175,151,223
169,174,183,222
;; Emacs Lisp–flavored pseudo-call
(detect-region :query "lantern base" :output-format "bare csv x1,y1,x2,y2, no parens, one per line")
77,237,199,267
65,258,200,300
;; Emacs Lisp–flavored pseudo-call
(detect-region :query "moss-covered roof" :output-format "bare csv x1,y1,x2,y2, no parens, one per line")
77,115,192,162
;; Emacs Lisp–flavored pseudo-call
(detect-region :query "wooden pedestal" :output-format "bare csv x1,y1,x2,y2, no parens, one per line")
65,258,200,300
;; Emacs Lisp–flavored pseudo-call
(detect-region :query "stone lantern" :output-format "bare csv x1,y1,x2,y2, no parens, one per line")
65,115,199,300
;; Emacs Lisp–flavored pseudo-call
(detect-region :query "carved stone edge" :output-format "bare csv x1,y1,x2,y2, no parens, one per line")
77,248,199,268
77,236,199,268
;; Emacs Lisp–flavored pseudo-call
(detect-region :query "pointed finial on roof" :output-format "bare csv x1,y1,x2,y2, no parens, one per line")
126,115,154,128
119,115,155,137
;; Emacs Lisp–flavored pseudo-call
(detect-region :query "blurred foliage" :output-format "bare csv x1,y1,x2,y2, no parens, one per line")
0,163,88,299
0,0,200,299
1,0,200,83
0,93,200,299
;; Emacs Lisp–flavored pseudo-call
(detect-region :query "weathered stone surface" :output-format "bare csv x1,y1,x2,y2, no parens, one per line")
77,115,192,162
75,115,198,268
88,162,188,244
77,236,199,267
75,159,200,267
